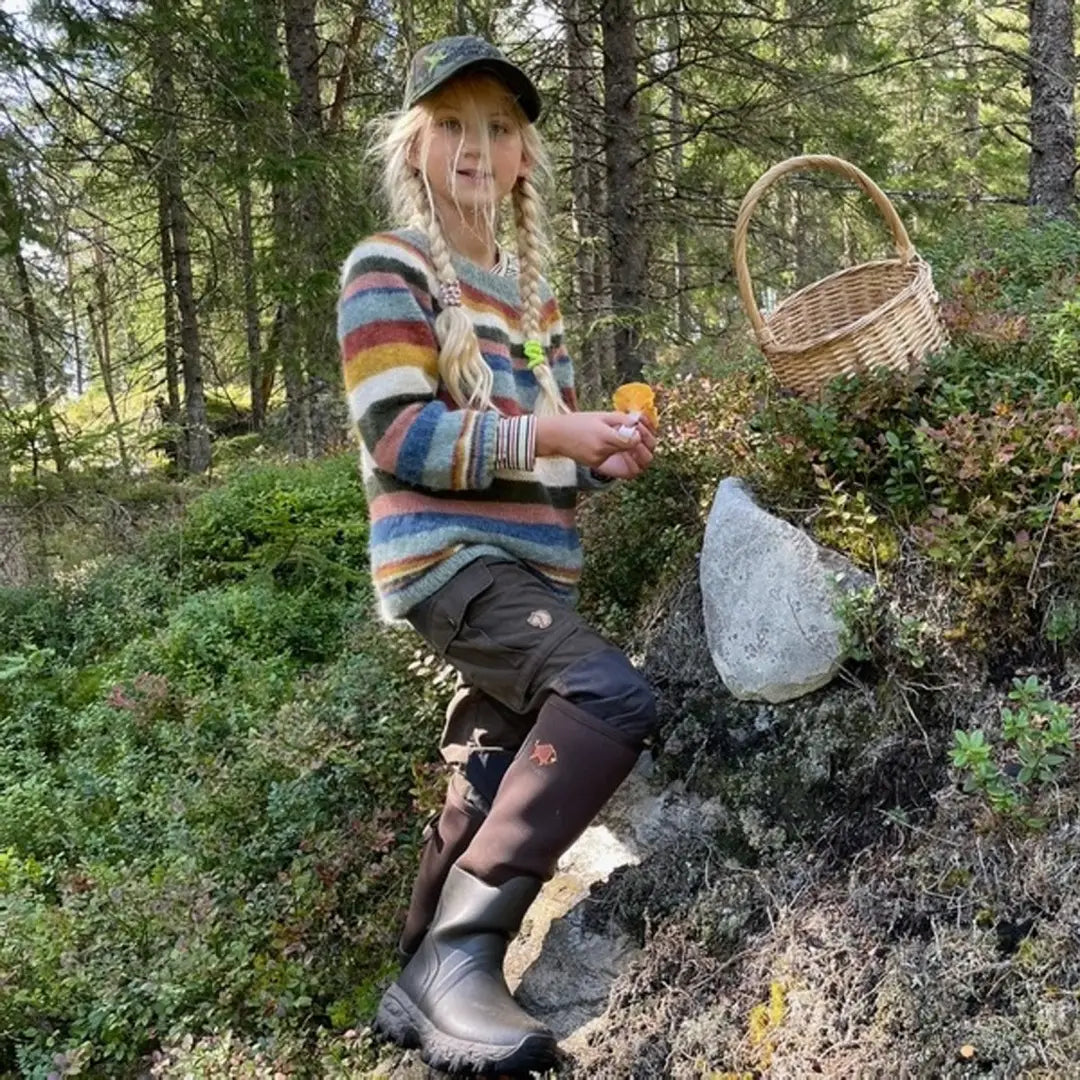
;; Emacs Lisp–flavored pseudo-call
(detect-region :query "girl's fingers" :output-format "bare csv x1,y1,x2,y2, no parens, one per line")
602,411,655,449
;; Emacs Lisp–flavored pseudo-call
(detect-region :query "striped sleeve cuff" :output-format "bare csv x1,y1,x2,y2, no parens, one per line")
494,415,537,471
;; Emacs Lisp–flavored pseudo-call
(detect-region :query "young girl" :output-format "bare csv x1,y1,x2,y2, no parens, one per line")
337,35,658,1075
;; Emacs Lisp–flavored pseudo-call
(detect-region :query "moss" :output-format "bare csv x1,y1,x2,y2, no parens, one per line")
747,980,787,1070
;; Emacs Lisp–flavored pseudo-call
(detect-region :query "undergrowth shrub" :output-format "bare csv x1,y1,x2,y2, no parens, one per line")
150,454,369,591
951,675,1077,828
579,370,766,638
0,455,443,1077
580,212,1079,672
745,213,1080,661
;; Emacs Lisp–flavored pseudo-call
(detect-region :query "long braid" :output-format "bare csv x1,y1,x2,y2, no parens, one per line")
514,177,569,416
425,208,494,410
392,144,494,410
400,166,429,230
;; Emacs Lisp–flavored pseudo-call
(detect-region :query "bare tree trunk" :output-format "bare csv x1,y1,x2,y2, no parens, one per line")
601,0,649,384
563,0,600,396
14,247,65,475
668,6,691,342
89,233,130,475
155,29,211,474
236,129,265,431
65,244,84,396
155,176,182,472
1027,0,1076,218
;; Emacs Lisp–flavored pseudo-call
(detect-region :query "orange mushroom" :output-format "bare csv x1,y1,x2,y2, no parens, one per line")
612,382,658,430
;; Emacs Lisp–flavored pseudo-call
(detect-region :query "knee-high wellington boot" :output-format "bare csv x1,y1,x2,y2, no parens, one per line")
396,775,486,962
376,694,642,1074
397,686,527,961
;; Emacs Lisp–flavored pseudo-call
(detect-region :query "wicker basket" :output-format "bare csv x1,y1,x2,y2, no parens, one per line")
733,154,948,396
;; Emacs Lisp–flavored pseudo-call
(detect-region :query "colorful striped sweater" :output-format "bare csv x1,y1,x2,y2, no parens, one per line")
337,227,609,621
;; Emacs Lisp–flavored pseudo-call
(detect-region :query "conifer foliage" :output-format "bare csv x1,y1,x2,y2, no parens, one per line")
0,0,1073,478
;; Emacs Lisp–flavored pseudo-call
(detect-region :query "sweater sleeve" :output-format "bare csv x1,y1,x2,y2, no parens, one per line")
338,234,514,491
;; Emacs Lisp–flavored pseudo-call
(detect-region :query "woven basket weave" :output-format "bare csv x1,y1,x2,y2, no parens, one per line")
734,154,948,396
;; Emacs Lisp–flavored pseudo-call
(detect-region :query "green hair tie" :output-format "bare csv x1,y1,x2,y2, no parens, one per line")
523,340,546,369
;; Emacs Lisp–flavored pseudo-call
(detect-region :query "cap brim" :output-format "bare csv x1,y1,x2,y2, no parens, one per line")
413,57,541,123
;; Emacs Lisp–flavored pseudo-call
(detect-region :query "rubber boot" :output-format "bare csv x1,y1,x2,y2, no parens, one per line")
398,685,524,961
458,693,642,884
376,864,555,1074
376,693,642,1074
397,775,486,962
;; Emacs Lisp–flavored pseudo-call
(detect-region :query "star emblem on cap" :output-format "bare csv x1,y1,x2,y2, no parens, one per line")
423,48,447,71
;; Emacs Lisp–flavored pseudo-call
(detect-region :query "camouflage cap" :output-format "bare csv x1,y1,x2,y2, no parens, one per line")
404,36,541,122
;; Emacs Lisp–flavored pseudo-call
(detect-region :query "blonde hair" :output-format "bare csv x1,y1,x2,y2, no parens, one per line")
372,74,569,416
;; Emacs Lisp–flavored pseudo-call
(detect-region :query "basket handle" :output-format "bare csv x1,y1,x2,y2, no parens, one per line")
733,154,916,340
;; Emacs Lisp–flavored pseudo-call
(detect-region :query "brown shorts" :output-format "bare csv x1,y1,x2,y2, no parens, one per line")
405,555,614,758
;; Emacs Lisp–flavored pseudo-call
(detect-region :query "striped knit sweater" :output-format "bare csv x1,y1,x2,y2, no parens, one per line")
337,227,610,621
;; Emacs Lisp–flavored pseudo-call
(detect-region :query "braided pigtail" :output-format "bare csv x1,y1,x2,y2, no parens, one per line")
377,104,495,410
514,176,569,416
424,206,494,410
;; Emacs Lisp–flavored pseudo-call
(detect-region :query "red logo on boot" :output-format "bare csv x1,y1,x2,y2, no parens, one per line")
529,741,558,766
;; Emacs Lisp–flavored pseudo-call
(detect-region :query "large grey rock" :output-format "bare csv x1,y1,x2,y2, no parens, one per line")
700,477,872,703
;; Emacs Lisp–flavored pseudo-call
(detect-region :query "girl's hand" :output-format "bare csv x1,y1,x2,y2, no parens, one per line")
592,414,656,479
535,412,643,467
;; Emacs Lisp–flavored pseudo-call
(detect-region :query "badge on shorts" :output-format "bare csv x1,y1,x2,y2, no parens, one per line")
527,609,553,630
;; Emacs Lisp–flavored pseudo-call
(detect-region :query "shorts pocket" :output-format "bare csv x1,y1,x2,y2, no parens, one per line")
409,560,503,654
407,559,531,710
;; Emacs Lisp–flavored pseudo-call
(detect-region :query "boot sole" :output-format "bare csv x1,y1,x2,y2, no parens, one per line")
375,983,558,1075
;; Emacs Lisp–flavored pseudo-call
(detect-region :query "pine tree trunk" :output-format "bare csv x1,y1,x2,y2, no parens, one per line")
253,0,284,428
592,152,616,389
397,0,415,54
273,180,310,458
563,0,600,396
1027,0,1076,218
65,245,84,397
284,0,326,455
237,130,265,431
155,176,182,472
89,235,130,475
152,8,210,474
1,162,64,475
601,0,649,384
14,247,65,475
668,6,691,342
962,0,981,197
